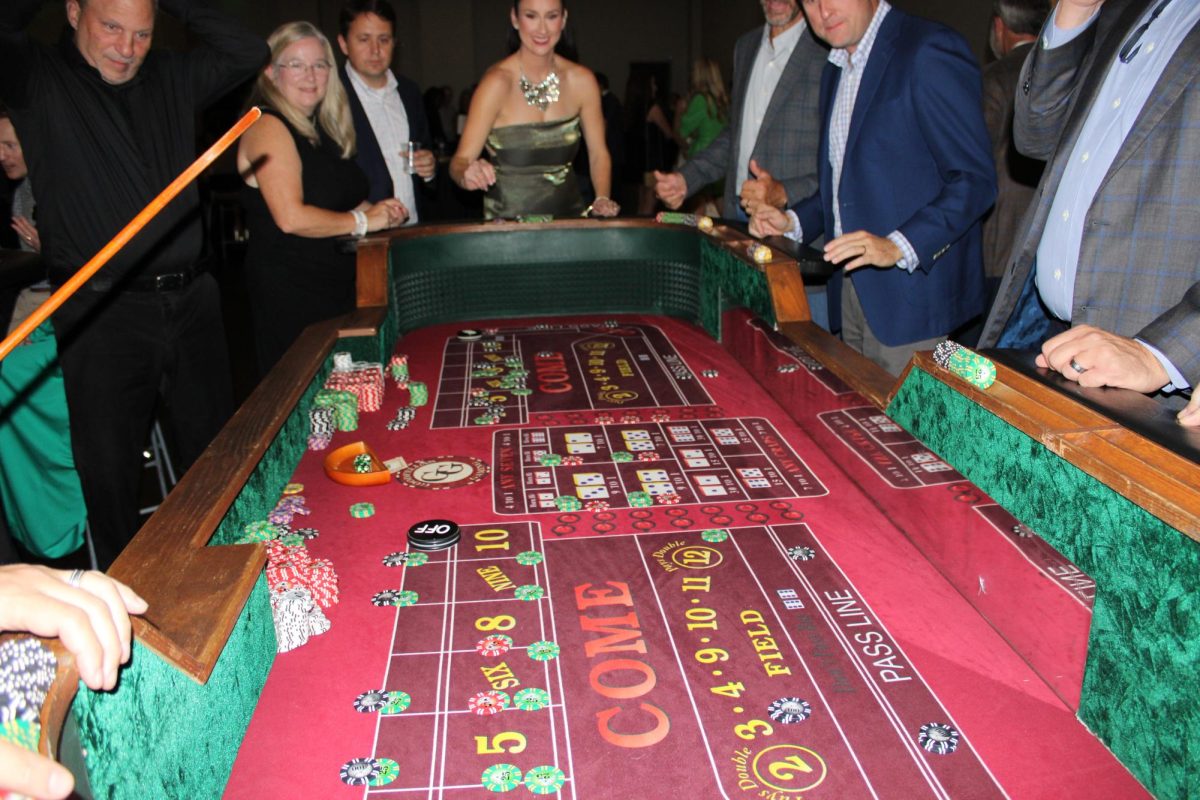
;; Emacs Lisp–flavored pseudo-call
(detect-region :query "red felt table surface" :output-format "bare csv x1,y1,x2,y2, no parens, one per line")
225,314,1144,799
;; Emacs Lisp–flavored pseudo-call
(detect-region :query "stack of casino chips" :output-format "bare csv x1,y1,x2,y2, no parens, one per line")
270,586,331,654
407,381,429,407
314,389,359,433
0,638,57,753
325,357,385,413
265,541,340,608
239,520,283,544
309,406,336,450
268,494,310,527
388,354,409,387
385,406,416,431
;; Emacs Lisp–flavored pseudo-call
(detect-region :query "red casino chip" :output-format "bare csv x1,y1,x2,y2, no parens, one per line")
649,412,671,423
584,500,610,512
619,413,641,423
636,452,660,462
561,455,584,466
476,636,513,657
468,691,510,716
656,493,682,505
593,412,614,424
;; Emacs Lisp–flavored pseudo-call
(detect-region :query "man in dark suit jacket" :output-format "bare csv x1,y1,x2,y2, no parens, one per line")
653,0,826,219
978,0,1200,421
338,0,435,220
981,0,1048,286
751,0,995,375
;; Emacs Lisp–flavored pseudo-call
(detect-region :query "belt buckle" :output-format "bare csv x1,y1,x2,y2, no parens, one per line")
154,273,185,291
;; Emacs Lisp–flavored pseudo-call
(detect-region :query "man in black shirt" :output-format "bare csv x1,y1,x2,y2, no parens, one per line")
0,0,267,567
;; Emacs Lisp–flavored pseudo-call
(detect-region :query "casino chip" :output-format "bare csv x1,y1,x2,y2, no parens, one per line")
560,455,583,466
702,529,729,543
701,369,719,378
768,697,813,724
381,690,412,715
353,689,390,713
514,584,544,601
369,757,400,787
392,590,420,607
340,757,380,786
918,722,961,755
527,640,561,662
383,551,429,568
457,329,483,341
627,491,653,508
584,500,610,512
372,589,403,607
636,452,660,462
349,502,375,518
554,495,583,512
787,546,817,561
777,363,800,373
477,635,514,657
515,550,544,566
513,687,551,711
292,527,319,540
656,492,682,505
278,534,304,547
481,763,523,793
611,451,634,463
468,690,511,716
282,482,304,495
524,765,567,795
593,412,614,424
2,719,39,752
538,453,563,466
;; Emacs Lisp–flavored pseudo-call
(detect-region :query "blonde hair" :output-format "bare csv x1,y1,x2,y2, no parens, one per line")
253,21,356,158
689,58,729,124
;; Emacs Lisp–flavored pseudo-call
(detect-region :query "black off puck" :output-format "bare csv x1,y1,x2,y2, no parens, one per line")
408,519,461,551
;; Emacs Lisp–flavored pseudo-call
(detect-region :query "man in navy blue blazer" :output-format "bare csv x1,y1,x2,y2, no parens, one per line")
750,0,996,375
339,0,435,222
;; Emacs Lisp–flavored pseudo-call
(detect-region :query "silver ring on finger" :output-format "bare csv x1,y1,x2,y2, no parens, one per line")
68,568,86,588
1070,358,1088,374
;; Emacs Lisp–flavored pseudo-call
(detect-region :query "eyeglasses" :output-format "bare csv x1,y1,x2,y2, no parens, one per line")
276,60,332,75
1119,0,1172,64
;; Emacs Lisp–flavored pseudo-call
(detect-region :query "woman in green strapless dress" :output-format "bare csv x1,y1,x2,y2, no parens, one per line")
450,0,619,220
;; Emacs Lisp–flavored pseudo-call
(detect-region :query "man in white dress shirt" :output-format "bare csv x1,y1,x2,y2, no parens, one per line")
338,0,435,224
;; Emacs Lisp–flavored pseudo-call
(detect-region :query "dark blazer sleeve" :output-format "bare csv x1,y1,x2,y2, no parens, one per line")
678,30,755,196
896,27,996,268
1013,18,1099,160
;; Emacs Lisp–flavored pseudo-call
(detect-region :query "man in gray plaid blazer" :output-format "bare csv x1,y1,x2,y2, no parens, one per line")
654,0,825,219
978,0,1200,422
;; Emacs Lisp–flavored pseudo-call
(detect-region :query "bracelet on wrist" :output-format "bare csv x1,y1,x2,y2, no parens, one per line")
350,209,368,238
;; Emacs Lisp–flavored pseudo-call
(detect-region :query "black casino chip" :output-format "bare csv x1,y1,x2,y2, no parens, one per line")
917,722,960,755
372,589,403,607
340,757,380,785
353,689,389,713
407,519,461,551
787,546,817,561
767,697,812,724
292,527,320,540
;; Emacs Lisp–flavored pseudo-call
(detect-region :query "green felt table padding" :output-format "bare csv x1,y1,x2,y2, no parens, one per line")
72,576,275,799
888,367,1200,800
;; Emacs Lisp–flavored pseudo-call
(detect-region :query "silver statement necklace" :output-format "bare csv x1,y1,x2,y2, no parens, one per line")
519,66,560,111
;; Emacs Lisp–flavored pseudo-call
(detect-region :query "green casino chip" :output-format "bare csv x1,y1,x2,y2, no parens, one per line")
404,551,429,566
527,640,560,661
701,529,729,543
1,719,39,752
353,452,373,473
350,502,376,518
513,687,551,711
369,758,400,786
539,453,563,466
278,534,305,547
554,495,583,511
481,763,523,792
382,690,412,715
524,765,567,795
515,550,544,566
393,590,419,607
241,520,281,542
514,584,544,601
511,388,533,396
611,451,634,463
627,491,653,508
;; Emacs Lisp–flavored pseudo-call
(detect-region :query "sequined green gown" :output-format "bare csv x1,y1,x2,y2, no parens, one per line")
484,116,585,219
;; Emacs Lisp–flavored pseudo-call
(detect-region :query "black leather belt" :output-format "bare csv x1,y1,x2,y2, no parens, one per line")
80,266,201,293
